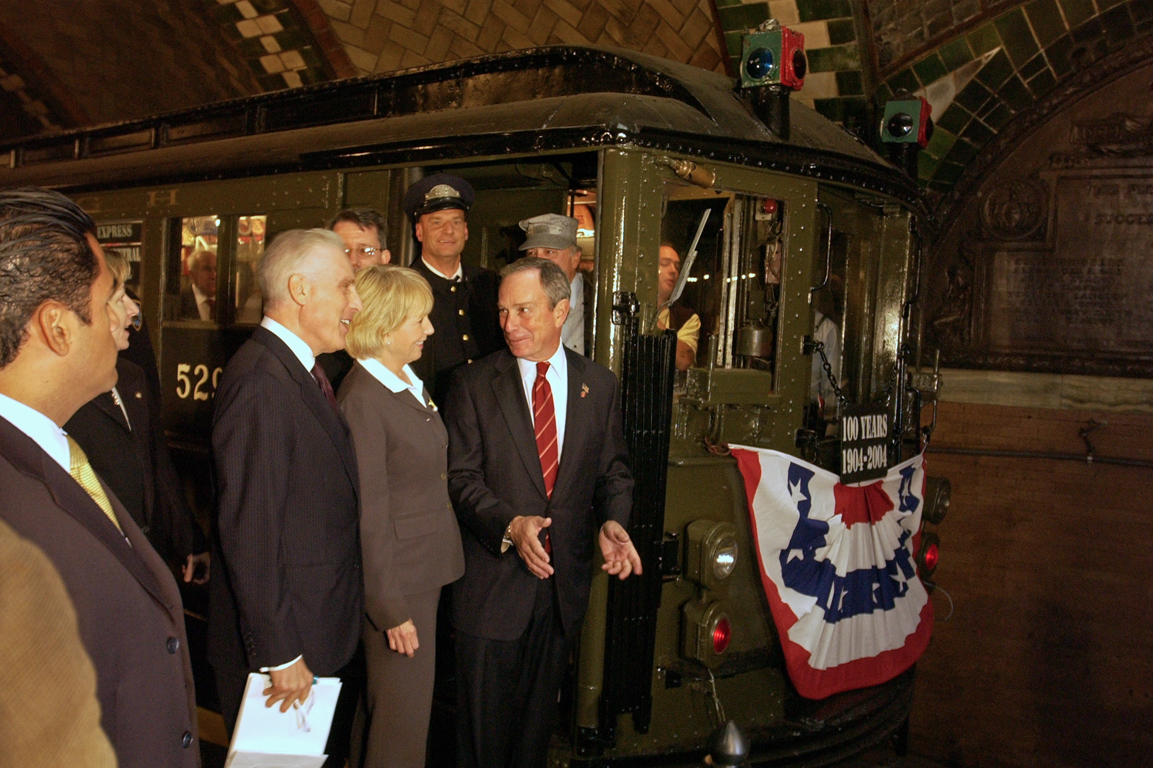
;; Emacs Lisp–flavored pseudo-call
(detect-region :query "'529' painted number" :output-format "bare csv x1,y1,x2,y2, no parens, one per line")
175,363,222,401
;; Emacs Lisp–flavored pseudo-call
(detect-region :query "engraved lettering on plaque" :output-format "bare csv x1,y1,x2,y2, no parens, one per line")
987,177,1153,354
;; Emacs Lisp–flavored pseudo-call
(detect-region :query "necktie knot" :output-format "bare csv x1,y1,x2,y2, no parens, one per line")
535,361,549,380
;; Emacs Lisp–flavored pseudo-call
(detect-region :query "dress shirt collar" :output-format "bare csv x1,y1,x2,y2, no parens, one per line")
358,357,429,408
421,257,463,281
260,316,315,372
0,391,70,471
516,343,569,456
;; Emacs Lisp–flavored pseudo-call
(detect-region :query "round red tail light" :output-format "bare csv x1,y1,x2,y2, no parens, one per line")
712,617,731,655
923,542,939,572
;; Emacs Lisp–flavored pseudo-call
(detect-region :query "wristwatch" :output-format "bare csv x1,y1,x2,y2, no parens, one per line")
501,523,514,554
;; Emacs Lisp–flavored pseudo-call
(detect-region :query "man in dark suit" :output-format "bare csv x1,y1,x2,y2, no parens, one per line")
405,173,504,410
178,248,217,321
446,257,642,768
0,187,199,767
209,228,365,766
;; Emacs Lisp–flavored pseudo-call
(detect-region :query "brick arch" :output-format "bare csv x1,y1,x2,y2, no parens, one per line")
875,0,1152,196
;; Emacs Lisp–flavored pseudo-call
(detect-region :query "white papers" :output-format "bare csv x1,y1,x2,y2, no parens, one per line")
224,673,342,768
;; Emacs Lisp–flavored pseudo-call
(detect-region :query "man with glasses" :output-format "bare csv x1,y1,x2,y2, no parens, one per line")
318,208,392,389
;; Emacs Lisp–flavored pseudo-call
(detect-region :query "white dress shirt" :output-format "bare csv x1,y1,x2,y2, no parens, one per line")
358,357,429,408
422,258,463,281
516,343,568,460
261,316,315,372
0,391,70,472
561,272,585,355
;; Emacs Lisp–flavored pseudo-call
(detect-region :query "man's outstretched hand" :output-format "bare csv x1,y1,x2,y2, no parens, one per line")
599,520,642,579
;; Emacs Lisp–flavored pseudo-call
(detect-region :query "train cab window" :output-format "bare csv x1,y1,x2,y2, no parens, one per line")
660,186,785,386
170,215,220,323
234,215,266,324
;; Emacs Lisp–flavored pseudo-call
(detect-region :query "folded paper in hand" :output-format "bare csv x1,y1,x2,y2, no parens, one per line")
224,673,342,768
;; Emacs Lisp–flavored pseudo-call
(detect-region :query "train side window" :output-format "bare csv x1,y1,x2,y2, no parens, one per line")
168,215,220,323
234,215,266,324
659,189,730,373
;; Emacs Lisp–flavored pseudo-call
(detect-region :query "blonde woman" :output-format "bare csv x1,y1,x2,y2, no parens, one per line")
336,265,465,768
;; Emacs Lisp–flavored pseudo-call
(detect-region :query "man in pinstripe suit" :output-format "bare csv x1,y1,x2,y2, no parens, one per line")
208,229,365,766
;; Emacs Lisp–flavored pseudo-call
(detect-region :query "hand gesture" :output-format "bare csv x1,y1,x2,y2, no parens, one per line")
509,515,554,579
386,619,419,657
599,520,642,579
263,657,313,712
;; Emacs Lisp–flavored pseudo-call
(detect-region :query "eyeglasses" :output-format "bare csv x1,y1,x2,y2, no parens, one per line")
129,313,142,332
345,246,378,257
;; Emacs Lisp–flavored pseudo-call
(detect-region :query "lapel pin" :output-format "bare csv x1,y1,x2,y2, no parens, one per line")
580,383,589,398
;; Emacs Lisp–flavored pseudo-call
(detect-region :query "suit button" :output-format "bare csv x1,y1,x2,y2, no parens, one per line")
458,309,464,316
182,731,193,748
450,285,457,292
445,502,451,509
462,334,469,341
440,472,446,480
167,637,180,654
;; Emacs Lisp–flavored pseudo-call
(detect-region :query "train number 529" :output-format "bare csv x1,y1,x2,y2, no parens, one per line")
175,363,223,401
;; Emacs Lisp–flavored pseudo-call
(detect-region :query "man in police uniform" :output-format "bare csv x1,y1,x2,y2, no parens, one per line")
405,173,503,409
519,213,587,356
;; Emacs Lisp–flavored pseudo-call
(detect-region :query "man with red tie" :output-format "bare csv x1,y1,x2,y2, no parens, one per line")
445,257,641,768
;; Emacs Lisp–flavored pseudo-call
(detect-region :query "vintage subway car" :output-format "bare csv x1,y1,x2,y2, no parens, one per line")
0,45,949,766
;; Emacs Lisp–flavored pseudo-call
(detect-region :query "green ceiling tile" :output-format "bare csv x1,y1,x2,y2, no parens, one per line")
1098,0,1124,8
938,36,975,70
1100,4,1137,43
964,119,995,146
999,75,1034,111
967,23,1002,56
975,49,1015,89
982,102,1013,129
1045,34,1075,76
1059,0,1095,27
995,8,1041,66
836,70,864,95
797,0,853,23
1025,0,1068,46
211,3,244,24
724,30,745,56
936,103,971,134
827,18,856,45
814,97,845,121
886,68,921,95
874,82,894,103
917,153,939,180
717,3,770,31
946,138,979,165
954,79,993,113
1071,17,1104,43
713,0,741,6
236,37,267,57
934,161,966,184
806,44,860,72
1133,0,1153,31
913,53,948,84
1018,52,1049,80
1028,68,1058,97
925,126,958,158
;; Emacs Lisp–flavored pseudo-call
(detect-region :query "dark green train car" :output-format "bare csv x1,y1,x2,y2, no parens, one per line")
0,46,948,766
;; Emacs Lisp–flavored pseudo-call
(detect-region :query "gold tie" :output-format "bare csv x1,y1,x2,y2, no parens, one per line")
66,435,124,535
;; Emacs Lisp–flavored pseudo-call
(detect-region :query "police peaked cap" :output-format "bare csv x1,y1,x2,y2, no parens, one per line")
403,173,475,221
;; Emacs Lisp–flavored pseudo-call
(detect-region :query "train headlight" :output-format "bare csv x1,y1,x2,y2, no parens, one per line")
739,25,806,91
745,47,775,80
686,520,739,592
922,476,951,525
917,531,941,577
682,599,732,668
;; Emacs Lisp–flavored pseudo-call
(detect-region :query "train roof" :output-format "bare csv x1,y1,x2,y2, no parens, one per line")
0,46,922,206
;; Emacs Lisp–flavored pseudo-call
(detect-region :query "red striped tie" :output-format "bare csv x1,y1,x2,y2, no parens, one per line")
533,361,558,498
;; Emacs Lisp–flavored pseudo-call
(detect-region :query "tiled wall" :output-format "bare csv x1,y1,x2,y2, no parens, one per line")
714,0,872,133
876,0,1153,192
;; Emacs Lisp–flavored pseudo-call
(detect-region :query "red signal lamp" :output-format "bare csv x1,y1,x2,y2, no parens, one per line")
712,617,731,655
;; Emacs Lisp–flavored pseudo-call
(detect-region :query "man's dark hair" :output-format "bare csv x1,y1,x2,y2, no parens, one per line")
0,187,98,368
327,208,387,241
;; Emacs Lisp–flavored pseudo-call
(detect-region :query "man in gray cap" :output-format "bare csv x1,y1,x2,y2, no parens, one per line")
404,173,503,410
519,213,586,355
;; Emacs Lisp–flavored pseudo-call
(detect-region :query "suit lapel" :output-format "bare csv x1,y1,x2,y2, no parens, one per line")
554,350,588,494
91,391,131,433
491,353,547,499
253,328,359,496
0,418,169,607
